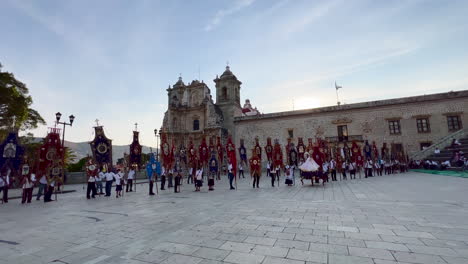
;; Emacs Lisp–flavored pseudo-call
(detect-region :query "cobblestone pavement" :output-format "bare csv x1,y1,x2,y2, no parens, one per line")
1,172,468,264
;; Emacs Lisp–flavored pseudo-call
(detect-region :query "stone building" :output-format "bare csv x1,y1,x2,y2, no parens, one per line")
235,91,468,161
161,66,242,147
162,65,468,163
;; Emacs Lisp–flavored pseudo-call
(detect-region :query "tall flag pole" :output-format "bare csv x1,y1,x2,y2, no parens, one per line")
335,81,342,105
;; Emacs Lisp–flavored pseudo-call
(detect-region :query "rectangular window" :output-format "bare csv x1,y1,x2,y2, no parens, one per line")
288,129,294,139
388,120,401,135
447,115,462,131
193,119,200,131
416,118,430,133
337,125,348,142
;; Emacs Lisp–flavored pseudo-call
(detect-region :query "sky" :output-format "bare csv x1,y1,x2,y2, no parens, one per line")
1,0,468,147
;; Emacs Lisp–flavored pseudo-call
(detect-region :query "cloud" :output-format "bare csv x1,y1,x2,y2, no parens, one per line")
277,0,341,37
204,0,256,31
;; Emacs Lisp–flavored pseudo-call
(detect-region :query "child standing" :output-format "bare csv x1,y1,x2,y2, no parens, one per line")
270,169,276,187
174,172,181,193
21,174,33,204
195,166,203,192
285,165,293,186
114,170,123,198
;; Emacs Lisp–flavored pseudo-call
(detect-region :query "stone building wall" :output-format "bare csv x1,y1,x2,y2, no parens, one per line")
234,90,468,164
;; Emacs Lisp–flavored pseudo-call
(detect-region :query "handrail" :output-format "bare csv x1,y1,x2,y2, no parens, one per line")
410,128,468,160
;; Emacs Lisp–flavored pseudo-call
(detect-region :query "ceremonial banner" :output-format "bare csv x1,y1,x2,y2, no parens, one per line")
312,146,324,167
372,141,379,160
272,139,283,168
209,136,215,154
90,126,113,169
85,157,98,178
265,137,273,162
254,137,262,160
179,144,187,165
216,136,224,165
160,133,171,168
297,137,306,163
238,139,247,165
188,138,197,169
199,137,209,166
351,141,364,167
381,142,389,160
306,138,314,156
226,135,237,177
363,140,372,160
39,128,65,185
146,153,161,177
209,153,218,173
167,140,175,170
249,149,261,175
129,131,142,169
342,142,351,161
0,131,24,182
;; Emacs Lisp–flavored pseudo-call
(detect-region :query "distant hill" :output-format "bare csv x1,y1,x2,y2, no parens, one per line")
64,141,153,163
24,137,153,163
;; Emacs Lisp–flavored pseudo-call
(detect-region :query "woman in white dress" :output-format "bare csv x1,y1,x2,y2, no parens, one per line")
299,152,320,185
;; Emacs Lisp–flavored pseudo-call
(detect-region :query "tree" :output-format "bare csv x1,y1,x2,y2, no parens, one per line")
68,157,87,172
63,147,77,168
0,62,45,140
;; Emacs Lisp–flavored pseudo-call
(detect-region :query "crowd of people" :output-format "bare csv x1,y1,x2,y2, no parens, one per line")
0,167,57,204
411,139,468,171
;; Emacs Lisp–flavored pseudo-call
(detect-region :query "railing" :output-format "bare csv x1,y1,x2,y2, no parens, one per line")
325,135,364,143
410,127,468,160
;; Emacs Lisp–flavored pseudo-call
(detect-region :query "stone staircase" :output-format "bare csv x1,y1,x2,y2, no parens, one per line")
411,128,468,171
425,138,468,170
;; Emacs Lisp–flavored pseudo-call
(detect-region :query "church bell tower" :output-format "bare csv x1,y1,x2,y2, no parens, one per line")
214,65,243,141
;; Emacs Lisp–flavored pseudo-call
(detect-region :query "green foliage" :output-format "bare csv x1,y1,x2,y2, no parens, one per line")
68,157,87,172
63,147,77,168
19,133,42,168
0,62,45,135
141,153,150,165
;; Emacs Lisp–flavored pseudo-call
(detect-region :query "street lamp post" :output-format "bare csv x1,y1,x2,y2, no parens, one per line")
154,129,160,161
55,112,75,147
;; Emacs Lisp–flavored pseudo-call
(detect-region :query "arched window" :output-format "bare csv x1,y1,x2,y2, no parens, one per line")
222,87,227,100
193,119,200,131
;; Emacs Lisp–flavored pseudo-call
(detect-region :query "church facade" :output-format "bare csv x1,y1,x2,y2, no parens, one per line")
162,66,468,163
161,66,243,148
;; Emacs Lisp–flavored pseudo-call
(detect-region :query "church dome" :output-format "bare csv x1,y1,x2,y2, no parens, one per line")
173,76,185,88
220,66,234,78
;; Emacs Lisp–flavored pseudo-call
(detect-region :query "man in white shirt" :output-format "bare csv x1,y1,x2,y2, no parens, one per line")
365,159,373,177
266,161,271,178
238,163,244,178
126,168,135,192
104,170,114,197
34,171,47,200
228,162,235,190
434,148,441,154
87,173,97,199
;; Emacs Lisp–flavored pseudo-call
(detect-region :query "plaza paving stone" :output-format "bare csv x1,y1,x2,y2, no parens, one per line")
1,171,468,264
